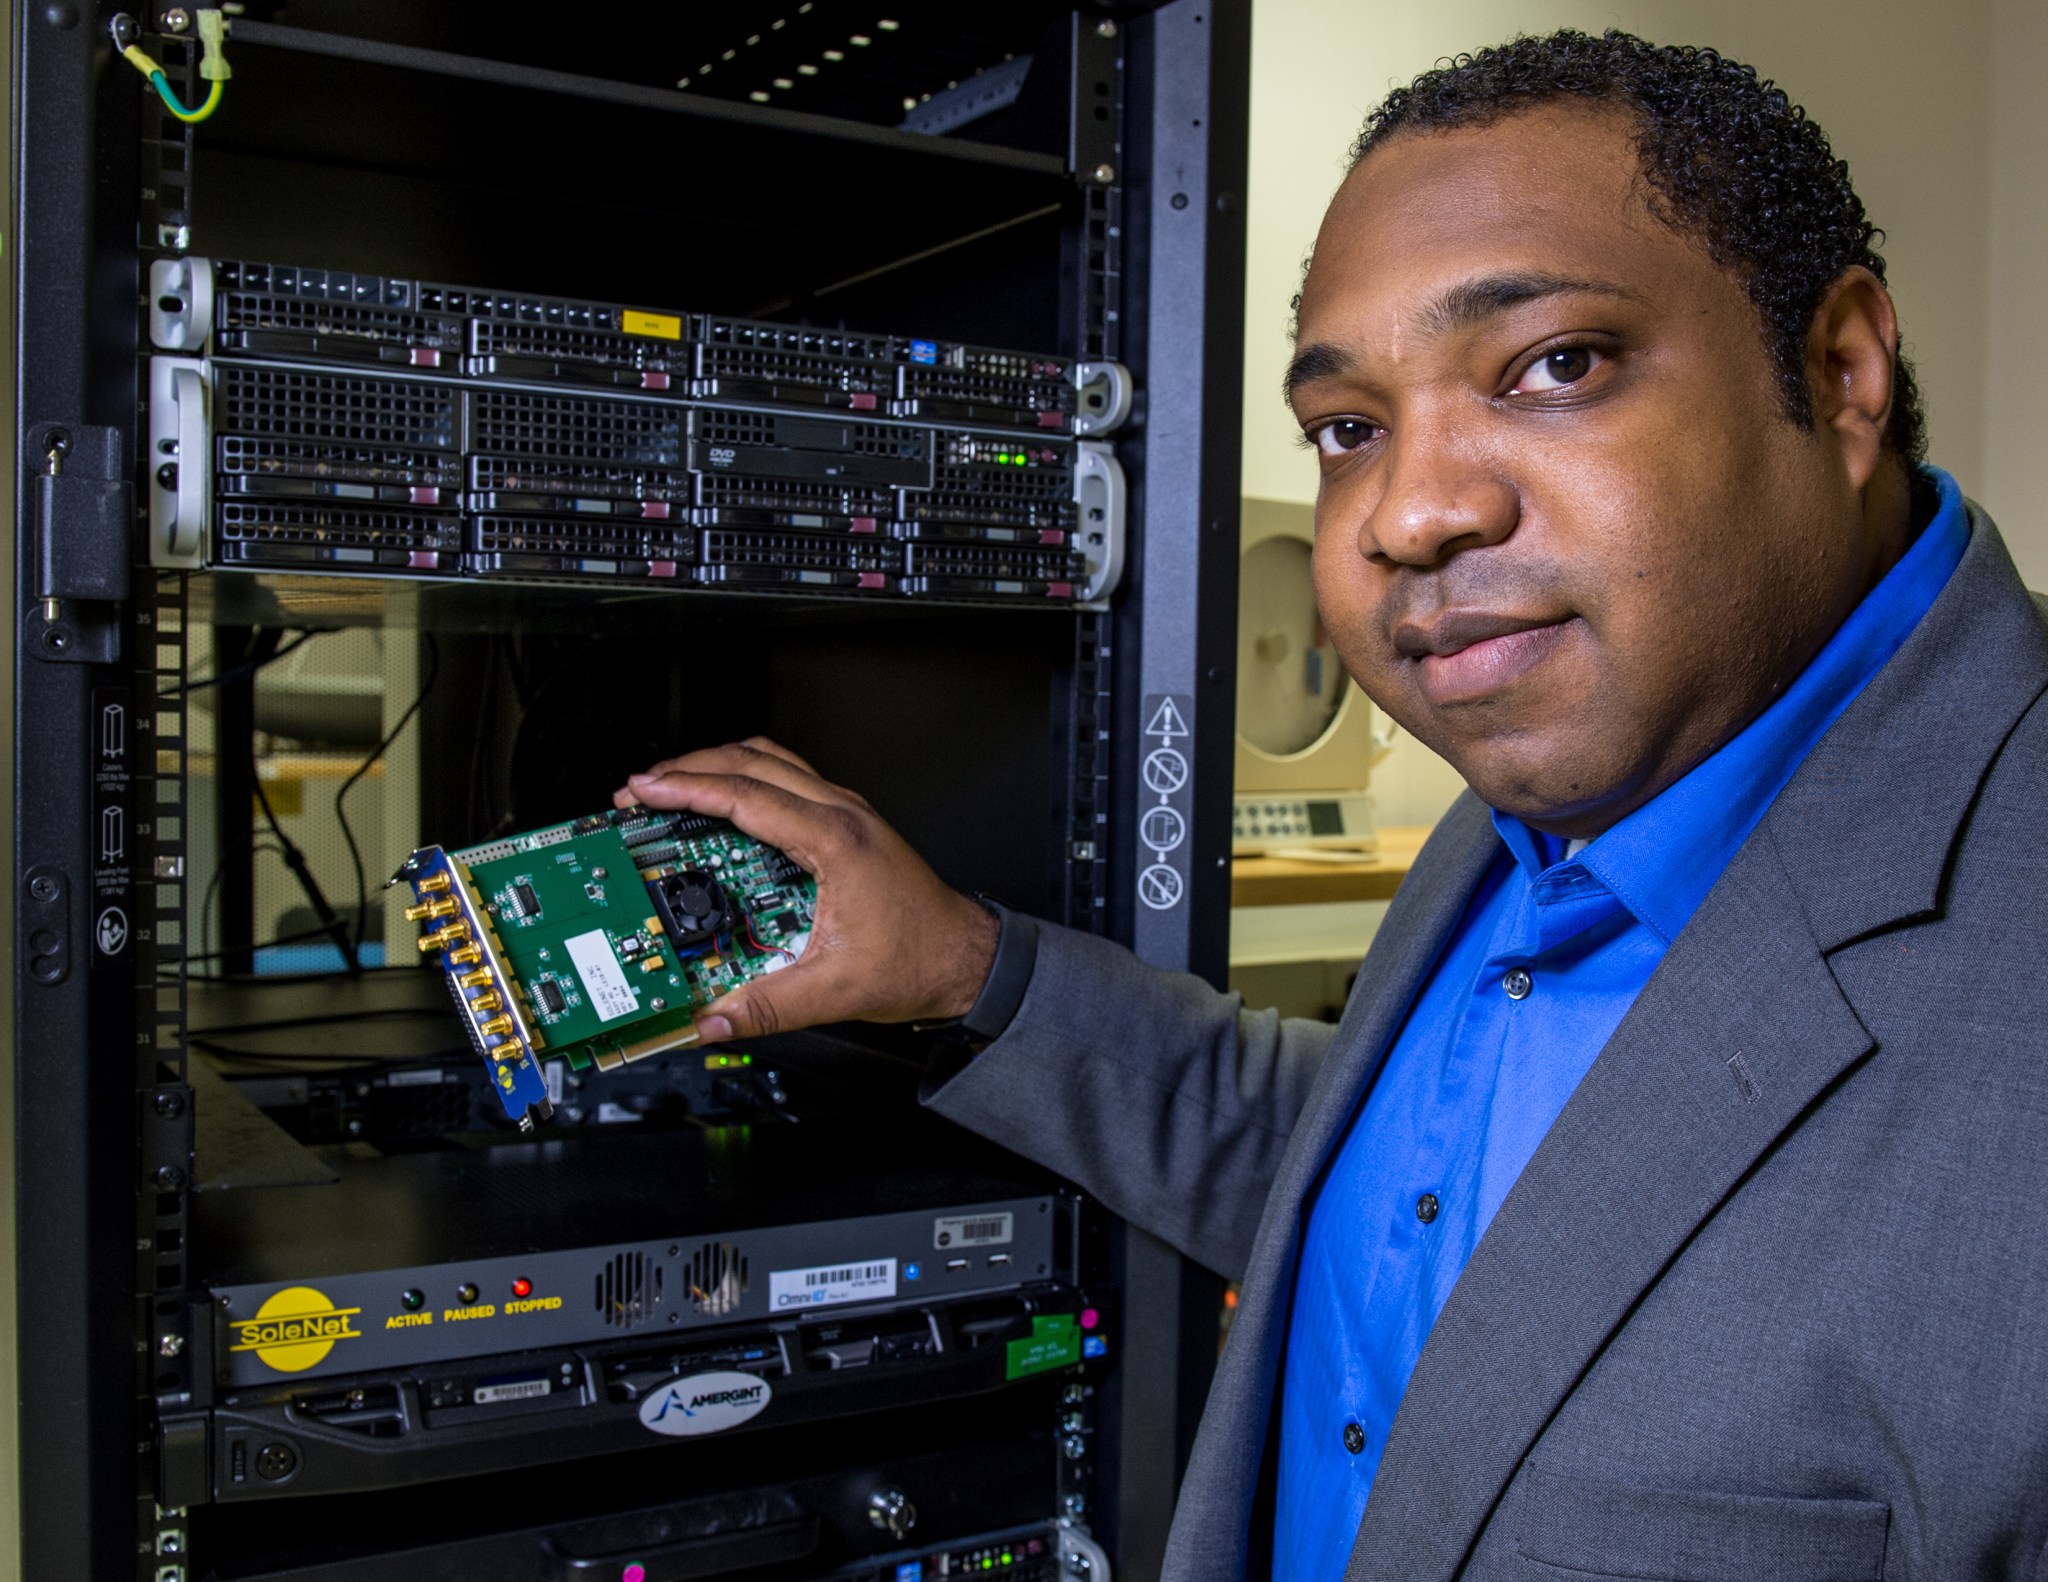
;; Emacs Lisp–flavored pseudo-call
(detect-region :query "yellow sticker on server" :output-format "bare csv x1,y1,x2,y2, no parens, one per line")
621,310,683,341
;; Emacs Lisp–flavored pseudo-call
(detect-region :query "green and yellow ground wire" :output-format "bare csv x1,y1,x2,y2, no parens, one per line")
116,9,230,125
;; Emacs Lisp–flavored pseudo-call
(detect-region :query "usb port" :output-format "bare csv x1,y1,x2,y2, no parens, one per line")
945,1258,969,1272
987,1253,1011,1266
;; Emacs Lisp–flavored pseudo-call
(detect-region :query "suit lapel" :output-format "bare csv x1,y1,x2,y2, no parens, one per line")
1162,794,1502,1580
1347,507,2048,1581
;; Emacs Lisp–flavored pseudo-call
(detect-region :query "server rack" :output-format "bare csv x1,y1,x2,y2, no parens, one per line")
8,3,1247,1578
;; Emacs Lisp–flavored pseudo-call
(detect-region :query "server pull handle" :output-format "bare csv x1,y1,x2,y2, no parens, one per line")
147,357,209,569
538,1507,818,1581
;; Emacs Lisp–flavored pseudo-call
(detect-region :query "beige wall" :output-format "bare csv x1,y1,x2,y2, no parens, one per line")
1243,0,2048,824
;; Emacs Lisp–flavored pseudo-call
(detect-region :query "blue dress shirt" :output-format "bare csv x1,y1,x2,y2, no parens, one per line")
1274,468,1971,1580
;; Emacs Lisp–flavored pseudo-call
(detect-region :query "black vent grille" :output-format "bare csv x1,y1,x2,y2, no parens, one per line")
906,542,1082,582
909,483,1077,532
470,318,687,373
597,1250,666,1329
683,1241,749,1318
470,514,694,563
699,318,895,361
696,475,895,517
693,409,779,446
702,529,901,573
903,364,1071,414
692,408,925,459
471,390,684,466
217,435,460,491
696,345,888,395
214,365,458,450
217,290,460,351
213,503,461,569
467,455,692,507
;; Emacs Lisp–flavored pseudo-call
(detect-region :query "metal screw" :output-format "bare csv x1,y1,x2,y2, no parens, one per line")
592,866,607,879
650,997,666,1011
1095,18,1116,36
1062,1493,1087,1517
29,875,57,902
154,1090,186,1119
1092,163,1116,185
158,1334,185,1358
44,429,70,475
162,6,190,30
152,1165,185,1190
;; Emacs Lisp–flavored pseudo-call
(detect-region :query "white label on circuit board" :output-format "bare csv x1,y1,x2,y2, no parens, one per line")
566,930,638,1022
935,1212,1014,1249
768,1258,897,1311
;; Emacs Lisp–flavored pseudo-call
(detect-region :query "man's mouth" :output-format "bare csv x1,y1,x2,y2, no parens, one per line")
1393,612,1578,704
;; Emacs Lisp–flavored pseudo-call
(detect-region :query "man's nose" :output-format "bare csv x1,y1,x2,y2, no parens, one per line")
1358,421,1517,568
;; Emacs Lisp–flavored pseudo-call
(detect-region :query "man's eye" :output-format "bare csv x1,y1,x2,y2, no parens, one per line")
1510,346,1603,395
1310,419,1378,458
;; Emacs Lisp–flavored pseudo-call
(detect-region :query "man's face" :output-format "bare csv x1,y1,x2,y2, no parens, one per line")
1290,102,1887,837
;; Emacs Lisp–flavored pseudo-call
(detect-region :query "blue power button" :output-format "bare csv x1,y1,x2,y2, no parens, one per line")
904,1263,922,1281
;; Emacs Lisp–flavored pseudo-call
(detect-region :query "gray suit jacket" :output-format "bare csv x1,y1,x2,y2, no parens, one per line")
930,505,2048,1580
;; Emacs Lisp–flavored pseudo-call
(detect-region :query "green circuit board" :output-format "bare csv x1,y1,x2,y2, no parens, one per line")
393,805,816,1127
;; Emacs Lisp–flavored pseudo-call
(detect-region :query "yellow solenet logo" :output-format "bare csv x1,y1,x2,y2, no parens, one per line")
229,1286,362,1373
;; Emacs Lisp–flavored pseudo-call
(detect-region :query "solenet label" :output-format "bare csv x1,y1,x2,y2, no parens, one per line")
637,1370,773,1437
767,1257,897,1311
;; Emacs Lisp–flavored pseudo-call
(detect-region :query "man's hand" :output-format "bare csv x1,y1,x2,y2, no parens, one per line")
616,739,1000,1044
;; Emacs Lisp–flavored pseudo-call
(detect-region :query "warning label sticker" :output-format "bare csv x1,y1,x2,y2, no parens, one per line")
566,930,638,1022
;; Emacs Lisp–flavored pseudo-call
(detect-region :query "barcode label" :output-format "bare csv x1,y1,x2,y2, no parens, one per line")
768,1257,897,1311
935,1211,1014,1250
472,1377,550,1405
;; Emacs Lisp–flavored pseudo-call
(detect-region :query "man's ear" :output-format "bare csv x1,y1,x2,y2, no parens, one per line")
1805,265,1899,491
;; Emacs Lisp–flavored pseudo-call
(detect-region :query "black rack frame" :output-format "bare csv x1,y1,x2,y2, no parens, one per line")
8,3,1248,1577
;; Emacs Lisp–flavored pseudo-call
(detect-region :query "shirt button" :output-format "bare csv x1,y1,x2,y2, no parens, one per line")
1416,1192,1440,1223
1503,967,1533,1000
1343,1421,1366,1454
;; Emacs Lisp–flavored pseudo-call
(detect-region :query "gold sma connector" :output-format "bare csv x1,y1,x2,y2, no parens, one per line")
417,922,471,953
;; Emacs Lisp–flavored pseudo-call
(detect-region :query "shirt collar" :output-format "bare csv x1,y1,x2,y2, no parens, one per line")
1492,465,1971,944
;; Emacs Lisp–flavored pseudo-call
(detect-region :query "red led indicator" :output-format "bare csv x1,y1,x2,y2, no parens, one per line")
511,1278,533,1299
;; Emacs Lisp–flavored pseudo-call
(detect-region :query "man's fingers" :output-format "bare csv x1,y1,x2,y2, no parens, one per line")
625,770,855,875
625,741,859,811
695,958,851,1044
736,737,821,777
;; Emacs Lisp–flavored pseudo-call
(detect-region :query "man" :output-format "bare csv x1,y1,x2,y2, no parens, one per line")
622,32,2048,1580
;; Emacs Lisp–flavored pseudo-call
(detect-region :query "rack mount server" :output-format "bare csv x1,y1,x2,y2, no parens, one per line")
147,258,1130,606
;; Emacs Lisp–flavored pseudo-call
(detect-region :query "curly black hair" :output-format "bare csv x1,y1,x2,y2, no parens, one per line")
1349,29,1927,469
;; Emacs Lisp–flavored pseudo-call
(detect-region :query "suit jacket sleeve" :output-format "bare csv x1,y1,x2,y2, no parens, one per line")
923,918,1337,1281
